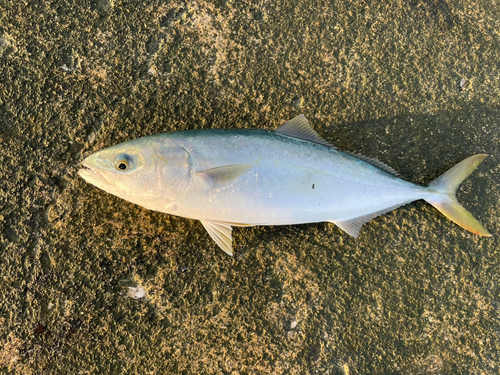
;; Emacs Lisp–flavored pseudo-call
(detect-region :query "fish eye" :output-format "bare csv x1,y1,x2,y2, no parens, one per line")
114,154,132,171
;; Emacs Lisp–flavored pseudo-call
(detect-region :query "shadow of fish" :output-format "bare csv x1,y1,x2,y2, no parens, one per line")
78,115,491,255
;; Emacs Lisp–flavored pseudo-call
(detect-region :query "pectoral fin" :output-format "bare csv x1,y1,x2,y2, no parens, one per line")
200,220,234,256
197,164,253,188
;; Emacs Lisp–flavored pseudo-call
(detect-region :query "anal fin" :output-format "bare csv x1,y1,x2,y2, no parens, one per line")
331,218,367,237
330,203,408,237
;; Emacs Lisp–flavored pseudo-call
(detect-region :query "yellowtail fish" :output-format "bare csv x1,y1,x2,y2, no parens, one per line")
78,115,491,255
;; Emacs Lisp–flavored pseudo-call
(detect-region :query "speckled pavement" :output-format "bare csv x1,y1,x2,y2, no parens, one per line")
0,1,499,374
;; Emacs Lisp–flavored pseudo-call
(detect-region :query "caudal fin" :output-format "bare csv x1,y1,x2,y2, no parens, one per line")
425,154,491,236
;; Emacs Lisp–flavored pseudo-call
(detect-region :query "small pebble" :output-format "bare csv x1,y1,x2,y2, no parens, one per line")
127,286,147,299
0,35,10,56
292,97,303,109
459,78,469,90
340,363,349,375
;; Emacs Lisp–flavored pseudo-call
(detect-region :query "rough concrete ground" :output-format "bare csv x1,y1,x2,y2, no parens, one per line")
0,0,499,374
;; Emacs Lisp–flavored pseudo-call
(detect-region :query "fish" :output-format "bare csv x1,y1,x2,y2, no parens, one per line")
78,115,491,255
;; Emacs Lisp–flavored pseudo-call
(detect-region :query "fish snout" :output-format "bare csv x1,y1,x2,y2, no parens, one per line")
78,157,117,186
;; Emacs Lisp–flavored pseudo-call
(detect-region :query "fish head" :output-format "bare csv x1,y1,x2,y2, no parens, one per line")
78,135,192,210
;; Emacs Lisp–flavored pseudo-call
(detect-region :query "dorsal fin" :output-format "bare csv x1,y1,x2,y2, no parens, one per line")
276,115,401,177
345,151,402,177
275,114,336,148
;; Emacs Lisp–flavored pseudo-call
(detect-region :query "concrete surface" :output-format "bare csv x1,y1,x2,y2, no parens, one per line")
0,0,499,374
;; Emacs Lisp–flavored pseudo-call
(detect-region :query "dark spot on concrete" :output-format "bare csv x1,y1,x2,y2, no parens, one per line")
5,226,19,242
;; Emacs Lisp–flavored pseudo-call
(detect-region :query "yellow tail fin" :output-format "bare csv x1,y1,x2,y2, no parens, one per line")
426,154,491,236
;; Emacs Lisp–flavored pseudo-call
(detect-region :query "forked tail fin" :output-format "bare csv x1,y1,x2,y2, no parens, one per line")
425,154,491,236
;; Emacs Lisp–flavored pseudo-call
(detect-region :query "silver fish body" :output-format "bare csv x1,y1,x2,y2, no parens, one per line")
79,115,491,255
160,130,428,224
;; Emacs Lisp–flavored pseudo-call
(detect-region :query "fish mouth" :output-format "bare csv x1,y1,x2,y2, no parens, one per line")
77,159,96,181
78,158,117,185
